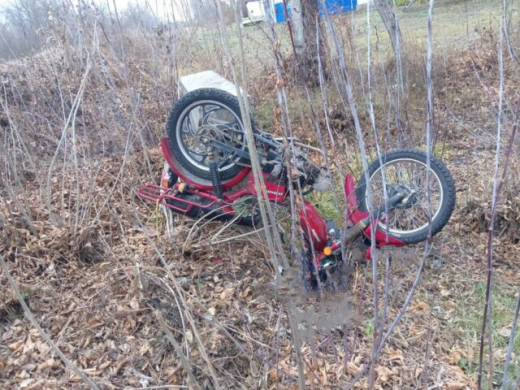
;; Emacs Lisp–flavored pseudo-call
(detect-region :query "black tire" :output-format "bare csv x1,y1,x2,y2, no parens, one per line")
356,149,456,244
167,88,254,181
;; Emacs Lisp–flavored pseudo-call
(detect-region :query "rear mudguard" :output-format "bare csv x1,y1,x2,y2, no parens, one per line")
160,137,250,190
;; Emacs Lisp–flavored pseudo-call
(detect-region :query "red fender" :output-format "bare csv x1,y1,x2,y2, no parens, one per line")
160,137,251,191
300,201,328,252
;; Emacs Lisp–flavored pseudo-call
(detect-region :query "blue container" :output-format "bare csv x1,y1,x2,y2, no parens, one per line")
274,1,291,23
274,0,357,24
319,0,357,16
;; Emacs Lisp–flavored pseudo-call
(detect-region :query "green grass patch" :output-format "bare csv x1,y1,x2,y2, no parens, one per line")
307,189,344,226
459,282,520,351
449,281,520,385
254,101,275,130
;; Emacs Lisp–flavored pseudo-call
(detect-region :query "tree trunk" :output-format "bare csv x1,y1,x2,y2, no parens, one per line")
374,0,402,54
291,0,323,83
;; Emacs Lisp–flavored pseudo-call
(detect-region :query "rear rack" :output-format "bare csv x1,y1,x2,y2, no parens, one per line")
137,184,218,213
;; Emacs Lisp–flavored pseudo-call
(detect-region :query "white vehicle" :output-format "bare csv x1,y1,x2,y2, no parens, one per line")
242,1,265,26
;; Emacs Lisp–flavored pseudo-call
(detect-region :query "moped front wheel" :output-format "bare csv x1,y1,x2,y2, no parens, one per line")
167,88,254,181
356,149,456,244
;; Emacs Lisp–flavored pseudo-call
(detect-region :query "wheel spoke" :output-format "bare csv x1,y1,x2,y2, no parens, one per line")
367,158,444,236
182,115,195,136
176,100,247,173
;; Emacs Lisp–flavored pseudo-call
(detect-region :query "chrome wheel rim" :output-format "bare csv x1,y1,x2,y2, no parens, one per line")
175,100,245,172
366,158,444,236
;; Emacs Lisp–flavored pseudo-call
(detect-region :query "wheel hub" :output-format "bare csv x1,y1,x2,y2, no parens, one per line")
388,184,417,209
194,124,225,148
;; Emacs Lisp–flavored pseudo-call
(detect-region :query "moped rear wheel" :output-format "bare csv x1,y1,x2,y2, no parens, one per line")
356,149,456,244
167,88,254,181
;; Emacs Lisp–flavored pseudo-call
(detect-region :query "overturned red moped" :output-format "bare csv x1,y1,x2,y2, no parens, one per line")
138,88,456,286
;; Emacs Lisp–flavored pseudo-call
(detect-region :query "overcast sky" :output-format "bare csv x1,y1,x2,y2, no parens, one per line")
0,0,192,22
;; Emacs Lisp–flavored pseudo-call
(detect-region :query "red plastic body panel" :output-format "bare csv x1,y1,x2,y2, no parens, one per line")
344,173,362,222
246,173,287,203
160,137,250,191
300,201,328,252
